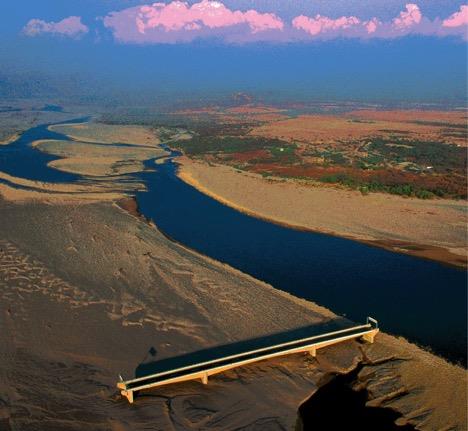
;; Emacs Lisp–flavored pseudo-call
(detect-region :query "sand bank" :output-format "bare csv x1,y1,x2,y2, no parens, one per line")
177,158,467,268
33,139,168,177
0,132,19,145
49,122,161,147
0,168,141,203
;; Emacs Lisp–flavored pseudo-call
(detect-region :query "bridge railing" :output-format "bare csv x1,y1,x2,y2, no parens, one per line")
117,317,379,403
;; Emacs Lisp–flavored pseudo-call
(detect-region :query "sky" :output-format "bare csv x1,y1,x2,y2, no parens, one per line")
1,1,467,102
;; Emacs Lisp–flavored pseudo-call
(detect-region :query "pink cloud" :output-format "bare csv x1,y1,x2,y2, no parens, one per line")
392,3,422,29
292,14,361,36
23,16,88,38
104,0,283,43
292,14,384,38
242,9,284,33
442,5,468,27
102,2,468,44
365,18,380,34
291,4,428,39
292,3,468,40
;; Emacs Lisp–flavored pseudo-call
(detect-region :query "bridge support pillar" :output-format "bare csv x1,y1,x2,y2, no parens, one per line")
201,373,208,385
362,330,378,344
309,347,316,357
122,390,134,404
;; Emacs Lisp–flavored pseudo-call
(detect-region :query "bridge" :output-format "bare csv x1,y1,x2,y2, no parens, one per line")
117,317,379,403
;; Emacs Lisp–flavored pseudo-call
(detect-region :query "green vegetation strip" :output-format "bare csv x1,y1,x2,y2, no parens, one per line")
172,135,299,163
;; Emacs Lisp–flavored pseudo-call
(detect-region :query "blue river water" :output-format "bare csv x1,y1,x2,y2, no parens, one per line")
1,120,466,365
0,118,87,183
136,158,467,365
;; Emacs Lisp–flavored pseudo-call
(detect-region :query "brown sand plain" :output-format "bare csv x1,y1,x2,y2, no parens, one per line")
0,197,465,430
177,159,467,267
250,110,467,145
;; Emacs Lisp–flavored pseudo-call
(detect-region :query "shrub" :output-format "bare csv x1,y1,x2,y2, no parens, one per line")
415,189,435,199
358,186,370,195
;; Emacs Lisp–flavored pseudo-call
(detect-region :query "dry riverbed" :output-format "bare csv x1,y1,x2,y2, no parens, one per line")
177,158,468,268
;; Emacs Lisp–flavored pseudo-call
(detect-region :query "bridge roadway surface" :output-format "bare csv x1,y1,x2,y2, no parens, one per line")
118,317,379,403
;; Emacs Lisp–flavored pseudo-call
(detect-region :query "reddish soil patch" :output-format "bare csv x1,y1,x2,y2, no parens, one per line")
230,149,271,162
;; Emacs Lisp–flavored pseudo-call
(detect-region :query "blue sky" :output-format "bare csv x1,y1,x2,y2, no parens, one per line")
1,1,467,102
2,1,465,27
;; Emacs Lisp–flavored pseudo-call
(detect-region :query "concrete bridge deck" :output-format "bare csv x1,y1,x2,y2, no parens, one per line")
118,317,379,403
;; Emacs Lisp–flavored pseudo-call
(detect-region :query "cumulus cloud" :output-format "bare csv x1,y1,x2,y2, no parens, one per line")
292,15,361,37
365,18,381,34
292,3,467,40
104,0,283,43
442,5,468,27
136,1,283,33
392,3,422,29
291,12,383,38
100,2,468,44
23,16,88,38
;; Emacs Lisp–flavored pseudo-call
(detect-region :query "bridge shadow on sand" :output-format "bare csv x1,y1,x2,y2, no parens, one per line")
135,316,352,379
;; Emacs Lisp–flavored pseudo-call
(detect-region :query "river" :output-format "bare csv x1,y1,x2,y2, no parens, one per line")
1,119,466,365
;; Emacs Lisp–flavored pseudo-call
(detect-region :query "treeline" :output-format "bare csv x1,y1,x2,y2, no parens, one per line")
318,170,466,199
368,137,466,173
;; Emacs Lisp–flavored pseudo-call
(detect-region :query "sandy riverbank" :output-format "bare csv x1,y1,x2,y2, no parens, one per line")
177,158,468,268
0,195,465,430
